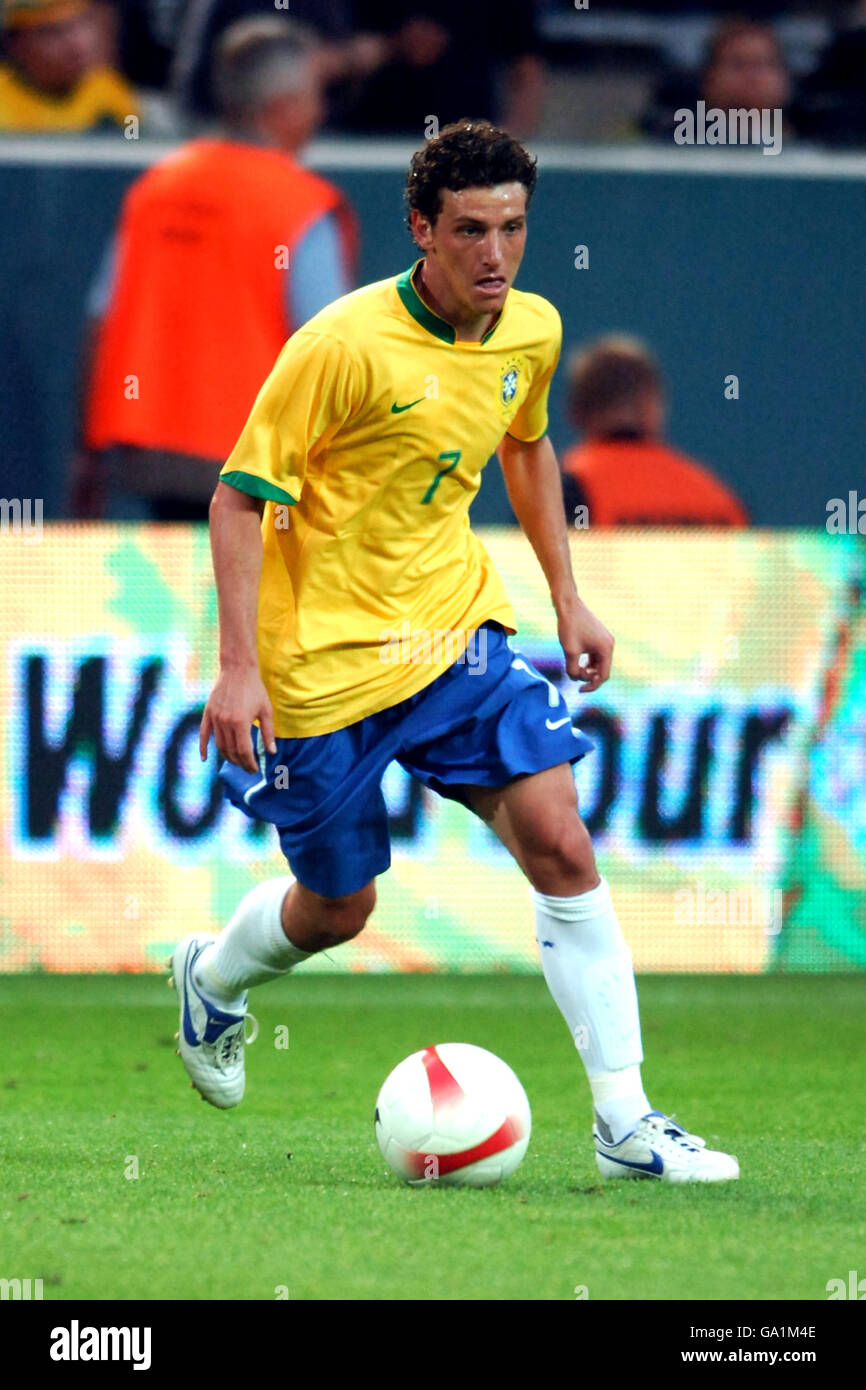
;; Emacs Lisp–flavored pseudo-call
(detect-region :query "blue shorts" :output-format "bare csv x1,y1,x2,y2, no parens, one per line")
219,622,594,897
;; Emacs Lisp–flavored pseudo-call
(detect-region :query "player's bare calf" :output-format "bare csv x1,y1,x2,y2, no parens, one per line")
280,879,376,954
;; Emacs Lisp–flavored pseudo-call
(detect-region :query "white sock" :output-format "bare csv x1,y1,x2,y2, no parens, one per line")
532,878,651,1143
195,876,310,1008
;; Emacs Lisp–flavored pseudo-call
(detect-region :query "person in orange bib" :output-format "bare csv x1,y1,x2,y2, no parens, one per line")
77,15,358,520
560,335,748,527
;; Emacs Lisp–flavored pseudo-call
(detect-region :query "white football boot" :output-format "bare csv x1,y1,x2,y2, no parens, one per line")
594,1110,739,1183
168,932,258,1109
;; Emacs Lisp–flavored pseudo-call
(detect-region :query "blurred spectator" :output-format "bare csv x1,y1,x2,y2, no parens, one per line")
343,2,545,137
561,337,748,527
794,1,866,147
641,19,792,145
74,16,358,521
702,20,790,113
0,0,138,131
159,0,388,128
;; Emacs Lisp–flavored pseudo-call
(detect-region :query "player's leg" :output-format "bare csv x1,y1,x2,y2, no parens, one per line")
396,625,651,1145
465,764,651,1140
171,719,391,1107
465,761,598,895
465,764,738,1182
170,879,376,1109
196,876,377,1006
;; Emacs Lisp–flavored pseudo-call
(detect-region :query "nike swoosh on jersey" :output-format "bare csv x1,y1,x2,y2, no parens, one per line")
545,716,572,731
390,397,425,413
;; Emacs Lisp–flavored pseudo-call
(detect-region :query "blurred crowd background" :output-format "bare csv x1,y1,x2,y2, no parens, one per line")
3,0,865,144
1,0,863,526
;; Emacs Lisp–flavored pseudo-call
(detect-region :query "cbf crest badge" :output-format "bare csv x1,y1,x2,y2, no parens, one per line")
500,363,520,404
498,356,525,420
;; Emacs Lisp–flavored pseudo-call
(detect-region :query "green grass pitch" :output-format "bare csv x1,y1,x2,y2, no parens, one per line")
1,973,863,1301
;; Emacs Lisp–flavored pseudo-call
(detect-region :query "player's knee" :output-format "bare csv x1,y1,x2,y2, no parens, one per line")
526,814,597,895
565,815,595,868
316,880,376,943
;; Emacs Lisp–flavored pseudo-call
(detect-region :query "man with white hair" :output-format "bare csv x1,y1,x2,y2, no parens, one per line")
77,16,357,520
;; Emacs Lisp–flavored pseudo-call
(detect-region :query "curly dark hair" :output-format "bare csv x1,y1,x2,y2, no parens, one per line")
404,119,538,237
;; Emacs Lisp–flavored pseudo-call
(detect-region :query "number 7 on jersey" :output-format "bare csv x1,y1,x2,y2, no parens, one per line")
422,450,461,505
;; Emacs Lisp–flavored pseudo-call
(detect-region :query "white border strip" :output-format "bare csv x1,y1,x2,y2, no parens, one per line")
0,135,864,180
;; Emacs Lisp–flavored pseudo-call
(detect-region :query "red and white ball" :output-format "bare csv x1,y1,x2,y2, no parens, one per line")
375,1042,531,1188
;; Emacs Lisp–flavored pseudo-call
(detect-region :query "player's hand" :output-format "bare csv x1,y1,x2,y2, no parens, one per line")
557,596,614,693
199,665,277,772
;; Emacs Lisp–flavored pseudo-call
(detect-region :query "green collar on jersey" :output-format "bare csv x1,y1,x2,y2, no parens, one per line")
395,259,503,345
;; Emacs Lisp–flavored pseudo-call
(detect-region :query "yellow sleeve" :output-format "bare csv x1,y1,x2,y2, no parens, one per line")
220,330,359,506
507,314,562,444
88,68,140,123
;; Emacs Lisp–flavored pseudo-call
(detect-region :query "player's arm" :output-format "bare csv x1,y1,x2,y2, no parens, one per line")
200,330,357,770
199,480,277,773
496,432,614,692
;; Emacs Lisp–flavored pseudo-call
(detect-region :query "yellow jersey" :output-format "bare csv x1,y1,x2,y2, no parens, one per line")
0,63,137,131
220,257,561,737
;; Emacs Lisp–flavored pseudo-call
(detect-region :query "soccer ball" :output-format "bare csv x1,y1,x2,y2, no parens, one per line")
375,1042,531,1188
